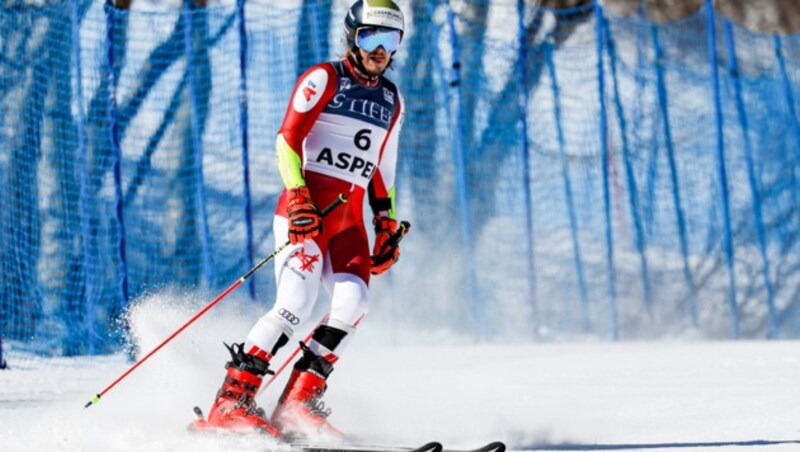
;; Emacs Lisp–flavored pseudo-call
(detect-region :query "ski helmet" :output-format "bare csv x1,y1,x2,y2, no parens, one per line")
344,0,405,53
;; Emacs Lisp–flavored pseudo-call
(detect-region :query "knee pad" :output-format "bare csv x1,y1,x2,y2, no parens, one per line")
308,318,357,361
311,322,352,352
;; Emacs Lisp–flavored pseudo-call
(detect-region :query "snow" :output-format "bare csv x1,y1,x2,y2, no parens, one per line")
2,293,800,452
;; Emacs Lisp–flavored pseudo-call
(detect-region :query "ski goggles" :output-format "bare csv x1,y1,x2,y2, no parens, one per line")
355,26,402,53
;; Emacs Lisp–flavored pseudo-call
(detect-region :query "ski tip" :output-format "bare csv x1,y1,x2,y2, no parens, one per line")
470,442,506,452
413,442,443,452
188,406,210,432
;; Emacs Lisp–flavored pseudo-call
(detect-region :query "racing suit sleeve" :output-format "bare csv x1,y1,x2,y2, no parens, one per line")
276,63,339,188
368,92,404,220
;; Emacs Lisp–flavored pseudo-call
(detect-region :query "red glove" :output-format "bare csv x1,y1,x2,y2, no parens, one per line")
371,217,400,275
286,186,322,244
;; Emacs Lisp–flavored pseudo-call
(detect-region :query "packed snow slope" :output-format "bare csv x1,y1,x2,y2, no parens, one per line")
2,293,799,451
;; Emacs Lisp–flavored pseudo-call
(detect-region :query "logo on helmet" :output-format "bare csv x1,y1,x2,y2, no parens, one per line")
364,8,403,30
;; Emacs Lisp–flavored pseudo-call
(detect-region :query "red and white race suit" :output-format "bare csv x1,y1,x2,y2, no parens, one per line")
245,57,404,363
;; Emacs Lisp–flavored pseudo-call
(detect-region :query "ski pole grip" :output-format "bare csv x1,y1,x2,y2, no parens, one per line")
386,220,411,248
320,193,348,217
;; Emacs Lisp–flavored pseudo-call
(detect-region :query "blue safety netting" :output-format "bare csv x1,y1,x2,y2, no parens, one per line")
2,0,800,362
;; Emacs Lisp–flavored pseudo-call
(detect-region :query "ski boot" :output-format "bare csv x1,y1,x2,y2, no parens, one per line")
271,342,344,441
191,342,280,437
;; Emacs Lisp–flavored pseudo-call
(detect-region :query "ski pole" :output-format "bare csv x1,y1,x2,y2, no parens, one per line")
259,311,367,397
84,193,348,409
258,220,410,395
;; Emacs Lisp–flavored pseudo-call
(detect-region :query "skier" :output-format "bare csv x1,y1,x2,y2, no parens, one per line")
196,0,406,441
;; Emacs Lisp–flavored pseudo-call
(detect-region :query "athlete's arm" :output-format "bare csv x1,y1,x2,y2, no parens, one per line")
276,63,339,189
276,134,304,188
368,92,404,220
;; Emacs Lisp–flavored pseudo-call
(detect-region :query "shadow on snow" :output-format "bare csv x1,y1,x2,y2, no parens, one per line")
521,439,800,450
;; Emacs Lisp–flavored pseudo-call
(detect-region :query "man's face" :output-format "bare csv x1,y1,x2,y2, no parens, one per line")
359,46,390,76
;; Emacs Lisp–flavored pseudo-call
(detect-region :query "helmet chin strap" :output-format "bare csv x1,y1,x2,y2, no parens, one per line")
347,52,382,86
350,49,394,78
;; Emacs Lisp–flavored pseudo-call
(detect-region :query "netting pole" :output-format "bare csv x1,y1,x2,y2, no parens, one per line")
652,25,698,327
73,0,95,352
0,336,6,369
309,1,324,62
517,0,537,332
236,0,256,300
606,22,651,317
105,0,130,312
705,0,738,338
545,45,589,333
634,3,659,238
724,22,777,338
595,3,620,339
183,0,214,286
0,25,4,362
774,35,800,211
447,6,483,339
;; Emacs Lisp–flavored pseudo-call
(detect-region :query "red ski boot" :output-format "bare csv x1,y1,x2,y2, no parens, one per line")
271,343,344,441
191,343,280,437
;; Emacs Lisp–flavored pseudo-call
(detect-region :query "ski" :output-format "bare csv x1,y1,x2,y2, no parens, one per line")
295,440,506,452
447,441,506,452
192,405,504,452
296,441,443,452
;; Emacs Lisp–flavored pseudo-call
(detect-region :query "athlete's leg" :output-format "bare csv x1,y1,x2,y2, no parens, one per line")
310,226,371,362
201,218,330,433
271,227,369,438
245,216,326,360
